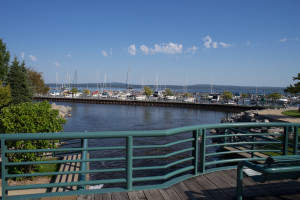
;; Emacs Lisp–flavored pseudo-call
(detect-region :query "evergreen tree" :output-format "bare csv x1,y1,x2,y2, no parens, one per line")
285,73,300,94
7,57,33,104
0,38,10,83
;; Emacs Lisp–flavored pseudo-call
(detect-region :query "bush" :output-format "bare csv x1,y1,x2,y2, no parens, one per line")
0,101,66,175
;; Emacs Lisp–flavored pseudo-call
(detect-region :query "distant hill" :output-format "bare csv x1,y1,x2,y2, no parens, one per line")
46,82,285,94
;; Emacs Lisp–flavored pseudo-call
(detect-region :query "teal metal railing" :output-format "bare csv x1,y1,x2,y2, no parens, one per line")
0,122,299,200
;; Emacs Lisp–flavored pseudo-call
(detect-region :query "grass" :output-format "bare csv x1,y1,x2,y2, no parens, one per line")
282,110,300,118
36,157,59,175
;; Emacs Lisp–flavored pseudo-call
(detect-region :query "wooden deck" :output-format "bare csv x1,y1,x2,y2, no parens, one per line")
72,169,300,200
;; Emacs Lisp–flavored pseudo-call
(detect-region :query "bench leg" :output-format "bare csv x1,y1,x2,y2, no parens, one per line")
237,163,244,200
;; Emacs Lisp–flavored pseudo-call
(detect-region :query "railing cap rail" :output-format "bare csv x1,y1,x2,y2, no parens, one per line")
0,122,299,140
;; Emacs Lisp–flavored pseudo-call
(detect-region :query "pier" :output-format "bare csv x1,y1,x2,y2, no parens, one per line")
33,97,264,112
1,122,300,200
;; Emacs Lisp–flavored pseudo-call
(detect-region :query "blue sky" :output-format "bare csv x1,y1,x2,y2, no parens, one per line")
0,0,299,87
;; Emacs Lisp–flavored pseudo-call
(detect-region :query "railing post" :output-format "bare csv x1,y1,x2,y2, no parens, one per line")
192,129,199,175
78,136,88,190
251,136,256,158
126,136,133,190
283,126,289,155
1,139,8,200
199,129,206,173
224,129,228,146
293,126,299,155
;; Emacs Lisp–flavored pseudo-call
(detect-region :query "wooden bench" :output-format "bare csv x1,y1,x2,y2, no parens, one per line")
51,154,82,193
236,155,300,200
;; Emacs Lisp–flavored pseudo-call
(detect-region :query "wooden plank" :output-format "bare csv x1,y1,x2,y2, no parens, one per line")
171,181,198,200
143,189,164,200
203,171,236,199
111,192,129,200
58,195,77,200
127,190,147,200
194,175,231,200
182,177,214,199
65,154,76,191
224,169,281,199
94,192,112,200
158,187,181,200
52,155,69,193
77,194,94,200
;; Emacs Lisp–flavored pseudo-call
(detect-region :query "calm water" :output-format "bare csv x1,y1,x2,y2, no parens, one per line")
55,102,230,185
60,102,229,132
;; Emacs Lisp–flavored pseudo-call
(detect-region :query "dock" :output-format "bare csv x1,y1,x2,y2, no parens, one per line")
39,169,300,200
33,97,264,112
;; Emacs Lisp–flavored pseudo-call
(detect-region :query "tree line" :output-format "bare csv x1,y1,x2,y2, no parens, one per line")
0,38,66,176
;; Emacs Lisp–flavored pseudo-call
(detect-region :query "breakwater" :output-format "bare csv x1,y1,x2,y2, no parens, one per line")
34,97,264,112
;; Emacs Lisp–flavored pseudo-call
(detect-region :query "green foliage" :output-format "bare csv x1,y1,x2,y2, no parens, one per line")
83,88,90,95
143,86,153,96
0,80,12,108
7,57,33,104
281,110,300,118
0,38,10,84
0,101,66,175
71,87,78,96
285,73,300,94
165,88,173,96
183,93,191,97
222,91,233,100
268,92,282,101
27,68,50,95
241,93,248,98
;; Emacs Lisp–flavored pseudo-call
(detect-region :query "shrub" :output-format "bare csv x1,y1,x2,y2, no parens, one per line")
0,101,66,175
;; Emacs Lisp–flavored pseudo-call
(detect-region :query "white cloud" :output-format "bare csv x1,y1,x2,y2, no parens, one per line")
140,43,183,55
66,54,72,58
187,46,198,55
202,35,232,49
212,42,218,49
21,52,24,59
140,45,149,55
279,38,287,42
101,50,108,57
219,42,231,48
53,62,60,67
128,44,136,56
203,35,213,49
29,55,38,62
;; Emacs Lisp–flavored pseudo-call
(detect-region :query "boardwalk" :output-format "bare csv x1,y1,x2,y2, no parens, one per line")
69,169,300,200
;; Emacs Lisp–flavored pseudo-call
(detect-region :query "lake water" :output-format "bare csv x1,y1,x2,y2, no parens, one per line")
55,102,231,185
59,102,230,132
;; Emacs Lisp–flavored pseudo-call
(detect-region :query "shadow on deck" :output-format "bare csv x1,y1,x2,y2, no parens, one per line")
66,169,300,200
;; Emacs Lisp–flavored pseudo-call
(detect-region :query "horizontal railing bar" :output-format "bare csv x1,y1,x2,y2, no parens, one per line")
205,149,281,157
5,157,126,166
133,166,194,182
4,146,126,153
205,157,267,166
206,141,282,148
133,157,194,171
206,133,281,139
6,178,127,190
0,123,297,140
133,138,194,149
133,147,194,160
6,167,127,178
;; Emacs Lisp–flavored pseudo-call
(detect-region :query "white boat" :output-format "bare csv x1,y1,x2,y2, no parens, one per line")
277,98,288,104
166,95,176,100
184,97,195,102
135,95,146,101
